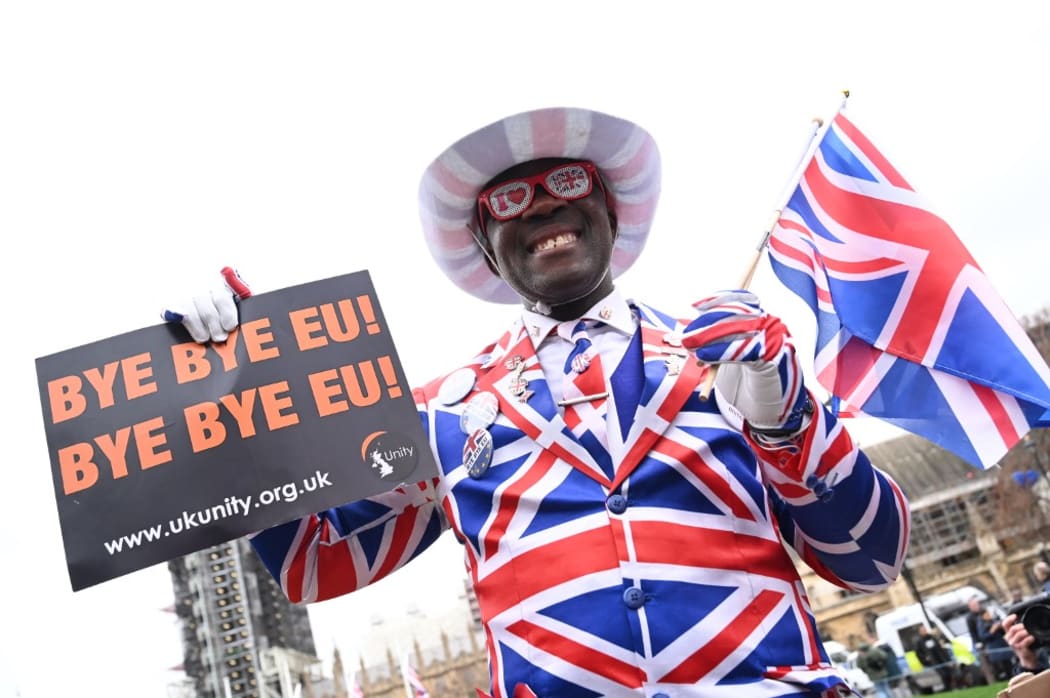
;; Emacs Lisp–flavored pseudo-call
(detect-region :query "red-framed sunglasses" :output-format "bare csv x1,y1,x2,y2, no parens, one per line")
476,161,608,232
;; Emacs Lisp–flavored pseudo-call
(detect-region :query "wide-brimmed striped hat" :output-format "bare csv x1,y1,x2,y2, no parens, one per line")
418,107,662,303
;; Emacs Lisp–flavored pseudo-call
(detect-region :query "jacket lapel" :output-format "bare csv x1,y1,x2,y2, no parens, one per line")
474,319,614,488
608,304,708,491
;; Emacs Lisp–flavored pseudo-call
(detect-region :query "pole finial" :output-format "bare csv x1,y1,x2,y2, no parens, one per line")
842,89,851,98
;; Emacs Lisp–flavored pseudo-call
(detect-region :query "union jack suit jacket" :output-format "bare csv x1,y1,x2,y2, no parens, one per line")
251,301,910,698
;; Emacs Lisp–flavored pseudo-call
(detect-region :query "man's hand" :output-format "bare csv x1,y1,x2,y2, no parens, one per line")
160,266,251,343
681,290,811,439
1003,612,1043,672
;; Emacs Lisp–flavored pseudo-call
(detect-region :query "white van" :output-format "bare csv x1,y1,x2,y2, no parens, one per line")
873,585,1003,691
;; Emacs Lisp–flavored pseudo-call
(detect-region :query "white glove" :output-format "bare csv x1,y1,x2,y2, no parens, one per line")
161,267,250,343
711,361,797,431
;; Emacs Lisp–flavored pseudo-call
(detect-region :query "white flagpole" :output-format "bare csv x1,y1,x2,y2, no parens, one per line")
395,642,413,698
698,91,849,400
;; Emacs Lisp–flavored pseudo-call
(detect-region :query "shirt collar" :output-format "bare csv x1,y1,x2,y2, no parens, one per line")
520,288,635,350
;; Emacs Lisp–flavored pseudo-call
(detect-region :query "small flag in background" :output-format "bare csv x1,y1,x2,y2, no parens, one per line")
406,663,431,698
767,109,1050,469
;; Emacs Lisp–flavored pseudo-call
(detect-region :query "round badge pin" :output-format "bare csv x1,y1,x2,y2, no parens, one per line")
460,391,499,434
463,428,494,480
438,367,477,405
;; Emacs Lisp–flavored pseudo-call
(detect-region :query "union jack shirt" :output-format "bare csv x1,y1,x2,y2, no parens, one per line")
251,300,910,697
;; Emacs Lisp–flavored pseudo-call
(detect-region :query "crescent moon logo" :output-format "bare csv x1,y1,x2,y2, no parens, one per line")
361,430,387,461
360,430,419,483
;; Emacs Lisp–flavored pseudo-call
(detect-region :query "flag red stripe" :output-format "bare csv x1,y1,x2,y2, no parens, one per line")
972,381,1020,448
651,439,756,521
658,359,707,422
790,579,823,663
506,620,646,688
474,528,619,620
285,519,320,601
768,233,832,305
373,508,421,581
610,427,660,492
659,589,784,683
773,226,901,276
833,113,912,190
482,451,559,560
817,336,882,400
803,159,977,362
313,541,360,600
769,226,816,270
631,522,796,581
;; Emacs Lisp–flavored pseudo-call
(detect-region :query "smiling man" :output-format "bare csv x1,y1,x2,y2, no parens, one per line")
472,158,618,322
172,107,910,697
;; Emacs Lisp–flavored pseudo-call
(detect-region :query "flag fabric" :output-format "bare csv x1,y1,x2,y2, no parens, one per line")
406,663,430,698
348,670,364,698
767,109,1050,469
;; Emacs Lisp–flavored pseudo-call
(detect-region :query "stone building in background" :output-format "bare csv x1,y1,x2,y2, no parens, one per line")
348,577,487,698
168,538,319,698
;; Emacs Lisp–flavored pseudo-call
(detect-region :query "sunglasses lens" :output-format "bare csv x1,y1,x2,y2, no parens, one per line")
486,181,532,219
480,163,597,224
545,165,592,199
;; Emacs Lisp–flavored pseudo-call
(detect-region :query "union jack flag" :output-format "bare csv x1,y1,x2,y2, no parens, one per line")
768,109,1050,468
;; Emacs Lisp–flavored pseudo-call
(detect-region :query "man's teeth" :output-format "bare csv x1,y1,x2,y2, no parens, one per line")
535,233,576,251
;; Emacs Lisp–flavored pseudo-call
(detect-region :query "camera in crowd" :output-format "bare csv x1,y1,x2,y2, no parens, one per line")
1007,593,1050,648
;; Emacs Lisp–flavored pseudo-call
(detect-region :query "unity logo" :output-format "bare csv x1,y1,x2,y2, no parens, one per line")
361,430,419,482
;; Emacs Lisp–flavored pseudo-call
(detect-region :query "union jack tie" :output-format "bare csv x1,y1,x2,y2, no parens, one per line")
558,320,608,447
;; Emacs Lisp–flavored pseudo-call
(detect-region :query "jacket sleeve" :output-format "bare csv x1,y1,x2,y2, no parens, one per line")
747,390,911,592
249,391,447,603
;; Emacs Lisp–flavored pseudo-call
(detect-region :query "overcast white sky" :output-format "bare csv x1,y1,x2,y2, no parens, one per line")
3,2,1050,696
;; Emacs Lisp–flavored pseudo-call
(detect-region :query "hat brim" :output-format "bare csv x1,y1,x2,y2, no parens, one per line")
418,107,661,304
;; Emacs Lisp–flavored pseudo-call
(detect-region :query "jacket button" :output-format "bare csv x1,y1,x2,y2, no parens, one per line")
606,494,628,515
623,586,646,609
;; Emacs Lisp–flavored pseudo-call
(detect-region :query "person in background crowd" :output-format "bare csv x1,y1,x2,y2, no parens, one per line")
1033,561,1050,594
857,642,892,698
874,638,912,698
964,595,995,685
914,625,956,693
976,606,1013,681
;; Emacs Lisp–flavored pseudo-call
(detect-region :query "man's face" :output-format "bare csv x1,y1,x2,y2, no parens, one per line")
477,158,617,311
